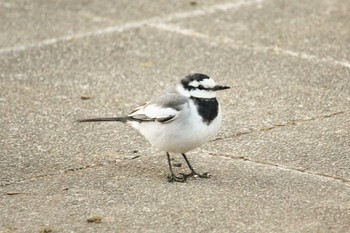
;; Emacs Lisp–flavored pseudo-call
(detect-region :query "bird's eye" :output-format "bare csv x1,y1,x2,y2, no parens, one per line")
198,85,204,90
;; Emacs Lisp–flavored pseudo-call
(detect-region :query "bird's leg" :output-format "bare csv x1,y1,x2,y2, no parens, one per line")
180,153,210,179
166,152,186,182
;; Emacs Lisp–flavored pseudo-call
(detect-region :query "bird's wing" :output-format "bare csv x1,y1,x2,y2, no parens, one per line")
129,104,179,123
128,89,188,124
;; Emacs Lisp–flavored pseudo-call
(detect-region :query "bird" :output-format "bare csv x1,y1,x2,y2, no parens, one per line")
78,73,230,182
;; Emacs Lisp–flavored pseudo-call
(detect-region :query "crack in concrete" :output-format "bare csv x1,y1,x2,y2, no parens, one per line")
0,0,264,56
149,22,350,69
213,110,346,141
1,110,347,187
0,162,108,187
208,152,350,184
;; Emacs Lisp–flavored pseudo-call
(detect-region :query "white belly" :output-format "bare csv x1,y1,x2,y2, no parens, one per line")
128,101,222,153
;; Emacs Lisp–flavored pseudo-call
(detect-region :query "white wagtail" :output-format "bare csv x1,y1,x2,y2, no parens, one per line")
79,73,230,182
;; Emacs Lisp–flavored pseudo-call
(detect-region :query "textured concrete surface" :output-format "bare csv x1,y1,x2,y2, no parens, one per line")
1,0,349,232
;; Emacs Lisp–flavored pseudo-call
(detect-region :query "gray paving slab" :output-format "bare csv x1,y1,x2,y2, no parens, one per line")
0,0,231,49
1,0,350,232
172,0,350,63
1,154,350,232
0,0,105,48
205,110,350,181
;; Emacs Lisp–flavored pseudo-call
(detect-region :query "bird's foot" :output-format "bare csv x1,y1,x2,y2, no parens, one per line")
179,171,211,180
167,173,186,183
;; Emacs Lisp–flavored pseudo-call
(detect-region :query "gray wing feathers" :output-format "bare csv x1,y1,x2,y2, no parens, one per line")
128,88,188,124
149,88,188,110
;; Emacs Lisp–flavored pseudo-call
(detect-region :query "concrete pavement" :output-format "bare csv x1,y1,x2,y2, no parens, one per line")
1,0,349,232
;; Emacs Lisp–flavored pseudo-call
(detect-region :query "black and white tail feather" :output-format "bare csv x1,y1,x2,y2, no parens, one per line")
78,117,128,123
78,73,229,182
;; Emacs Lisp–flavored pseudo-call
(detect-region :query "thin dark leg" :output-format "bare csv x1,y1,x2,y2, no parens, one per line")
166,152,185,182
182,153,196,172
180,153,210,179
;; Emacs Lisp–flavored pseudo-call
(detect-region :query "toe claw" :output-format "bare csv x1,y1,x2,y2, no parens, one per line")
167,171,210,182
181,171,211,180
199,172,210,178
167,174,186,183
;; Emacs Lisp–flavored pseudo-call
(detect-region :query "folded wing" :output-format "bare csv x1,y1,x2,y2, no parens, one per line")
128,89,188,124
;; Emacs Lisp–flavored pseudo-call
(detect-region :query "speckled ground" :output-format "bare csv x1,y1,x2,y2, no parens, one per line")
1,0,349,232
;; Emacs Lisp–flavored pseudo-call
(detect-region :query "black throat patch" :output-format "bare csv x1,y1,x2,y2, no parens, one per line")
191,97,219,125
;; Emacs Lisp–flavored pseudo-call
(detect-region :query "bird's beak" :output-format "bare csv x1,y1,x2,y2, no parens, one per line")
211,85,230,91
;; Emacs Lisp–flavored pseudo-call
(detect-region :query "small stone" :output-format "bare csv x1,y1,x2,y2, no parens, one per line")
39,225,53,233
172,162,182,167
87,216,102,223
80,95,92,100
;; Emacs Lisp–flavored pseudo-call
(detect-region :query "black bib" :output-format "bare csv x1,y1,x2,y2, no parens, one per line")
191,97,219,125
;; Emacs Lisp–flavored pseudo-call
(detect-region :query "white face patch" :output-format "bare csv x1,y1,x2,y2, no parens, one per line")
188,80,200,87
176,83,216,99
188,78,216,89
189,89,216,98
198,78,216,88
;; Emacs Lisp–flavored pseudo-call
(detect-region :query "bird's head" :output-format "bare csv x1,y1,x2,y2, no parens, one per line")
177,73,230,98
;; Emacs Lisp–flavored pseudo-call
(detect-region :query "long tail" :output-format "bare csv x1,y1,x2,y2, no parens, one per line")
77,117,128,123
